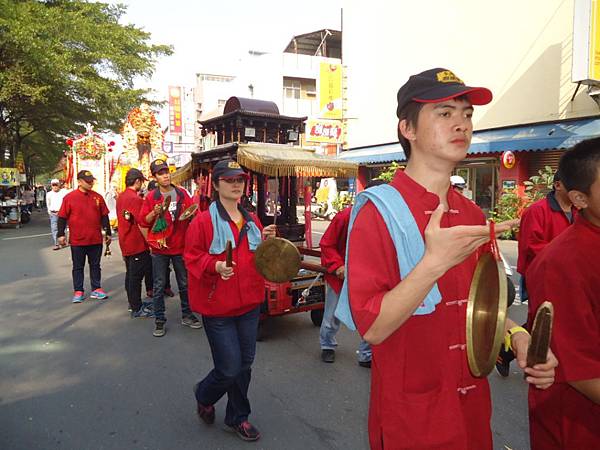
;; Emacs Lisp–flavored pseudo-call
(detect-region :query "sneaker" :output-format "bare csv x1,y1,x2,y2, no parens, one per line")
90,289,108,300
153,321,166,337
131,305,154,318
182,315,202,329
495,347,515,377
358,360,372,369
196,402,215,425
72,291,85,303
321,349,335,363
164,287,175,297
227,421,260,442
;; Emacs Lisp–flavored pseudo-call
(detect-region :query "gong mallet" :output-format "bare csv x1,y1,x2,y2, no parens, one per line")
526,301,554,368
225,240,233,268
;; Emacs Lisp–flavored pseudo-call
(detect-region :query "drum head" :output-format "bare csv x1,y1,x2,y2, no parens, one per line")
179,203,198,221
466,252,508,377
254,237,301,283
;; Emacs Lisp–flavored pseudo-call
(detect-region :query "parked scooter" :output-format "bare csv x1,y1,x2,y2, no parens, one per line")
310,201,337,221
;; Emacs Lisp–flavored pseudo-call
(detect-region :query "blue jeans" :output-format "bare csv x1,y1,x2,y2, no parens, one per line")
49,214,59,245
320,284,372,363
151,253,191,322
195,307,260,426
71,244,102,292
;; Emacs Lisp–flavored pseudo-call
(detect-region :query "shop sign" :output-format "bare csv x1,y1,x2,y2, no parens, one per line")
306,118,344,143
573,0,600,83
168,86,182,135
0,168,20,186
502,151,516,169
319,63,342,119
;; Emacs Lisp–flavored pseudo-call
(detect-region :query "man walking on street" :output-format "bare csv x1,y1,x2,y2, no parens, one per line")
116,168,154,318
57,170,111,303
46,179,67,250
140,158,202,337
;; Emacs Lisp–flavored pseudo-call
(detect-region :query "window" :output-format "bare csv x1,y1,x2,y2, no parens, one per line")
283,77,301,99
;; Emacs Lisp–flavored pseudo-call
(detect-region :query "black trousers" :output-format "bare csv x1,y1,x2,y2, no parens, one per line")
71,244,103,292
124,250,153,312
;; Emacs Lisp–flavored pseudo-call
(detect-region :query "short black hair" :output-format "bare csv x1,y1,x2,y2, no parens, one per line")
397,101,424,160
559,137,600,194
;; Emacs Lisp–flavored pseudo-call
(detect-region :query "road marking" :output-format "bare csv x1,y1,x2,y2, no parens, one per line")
2,233,51,241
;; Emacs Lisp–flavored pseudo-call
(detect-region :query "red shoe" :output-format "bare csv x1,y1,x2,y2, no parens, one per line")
196,403,215,425
227,421,260,441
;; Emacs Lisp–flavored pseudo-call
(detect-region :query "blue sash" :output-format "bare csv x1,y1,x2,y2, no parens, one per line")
208,202,262,254
335,185,442,331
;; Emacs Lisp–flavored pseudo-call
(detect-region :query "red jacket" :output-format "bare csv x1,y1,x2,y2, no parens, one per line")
139,185,192,255
348,170,492,450
526,216,600,449
517,192,576,276
58,189,109,246
184,204,265,317
116,188,148,256
320,207,351,293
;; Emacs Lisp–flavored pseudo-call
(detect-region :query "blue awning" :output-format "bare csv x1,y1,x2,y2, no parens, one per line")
469,117,600,154
338,117,600,164
337,143,405,164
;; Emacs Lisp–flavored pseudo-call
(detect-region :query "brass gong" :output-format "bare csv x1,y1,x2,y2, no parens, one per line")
466,252,508,377
254,237,301,283
179,203,198,221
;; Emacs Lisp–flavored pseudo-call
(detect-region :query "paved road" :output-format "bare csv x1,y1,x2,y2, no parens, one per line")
1,212,531,450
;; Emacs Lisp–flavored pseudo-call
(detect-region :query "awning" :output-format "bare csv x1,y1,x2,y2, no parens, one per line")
337,117,600,165
236,143,358,178
469,117,600,154
170,161,192,185
337,143,406,164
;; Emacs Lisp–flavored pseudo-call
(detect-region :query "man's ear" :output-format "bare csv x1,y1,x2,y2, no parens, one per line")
567,190,587,210
398,119,416,142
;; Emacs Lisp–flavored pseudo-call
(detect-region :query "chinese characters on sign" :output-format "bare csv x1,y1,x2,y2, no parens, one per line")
319,62,342,119
168,86,182,135
305,118,344,144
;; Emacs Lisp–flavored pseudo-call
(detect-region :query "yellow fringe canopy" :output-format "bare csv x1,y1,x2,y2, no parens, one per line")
170,161,193,185
236,143,358,178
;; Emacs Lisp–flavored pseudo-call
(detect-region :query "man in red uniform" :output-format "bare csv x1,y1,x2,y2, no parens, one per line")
346,68,558,449
526,138,600,449
57,170,111,303
116,168,153,318
140,158,202,337
319,179,386,367
517,168,575,301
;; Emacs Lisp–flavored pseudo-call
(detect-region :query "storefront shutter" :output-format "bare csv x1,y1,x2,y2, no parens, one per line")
527,150,563,178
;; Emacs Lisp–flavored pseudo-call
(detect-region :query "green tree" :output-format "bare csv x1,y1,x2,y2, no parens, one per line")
375,161,404,182
0,0,172,180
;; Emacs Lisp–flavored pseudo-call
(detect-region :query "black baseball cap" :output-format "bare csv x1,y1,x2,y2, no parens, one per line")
150,158,169,175
125,168,147,185
212,159,249,180
396,68,492,117
77,170,95,183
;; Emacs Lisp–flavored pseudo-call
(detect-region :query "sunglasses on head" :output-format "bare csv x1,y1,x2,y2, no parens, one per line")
221,177,246,184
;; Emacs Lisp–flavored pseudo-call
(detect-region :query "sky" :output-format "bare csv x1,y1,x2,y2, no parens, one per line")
116,0,343,124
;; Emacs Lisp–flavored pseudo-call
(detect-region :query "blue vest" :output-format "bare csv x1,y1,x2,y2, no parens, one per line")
334,184,442,331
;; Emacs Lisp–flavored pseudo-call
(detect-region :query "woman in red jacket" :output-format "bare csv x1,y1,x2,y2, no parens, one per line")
184,159,275,442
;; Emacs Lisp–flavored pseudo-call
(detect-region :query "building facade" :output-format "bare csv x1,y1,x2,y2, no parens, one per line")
341,0,600,213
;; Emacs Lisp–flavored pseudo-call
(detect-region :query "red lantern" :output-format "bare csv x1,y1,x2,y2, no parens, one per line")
66,138,73,146
109,141,115,147
108,147,113,152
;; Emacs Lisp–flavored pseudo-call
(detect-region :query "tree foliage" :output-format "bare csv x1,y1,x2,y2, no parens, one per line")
0,0,172,180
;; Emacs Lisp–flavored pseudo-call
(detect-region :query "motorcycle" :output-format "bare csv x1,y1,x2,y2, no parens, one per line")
310,201,336,221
